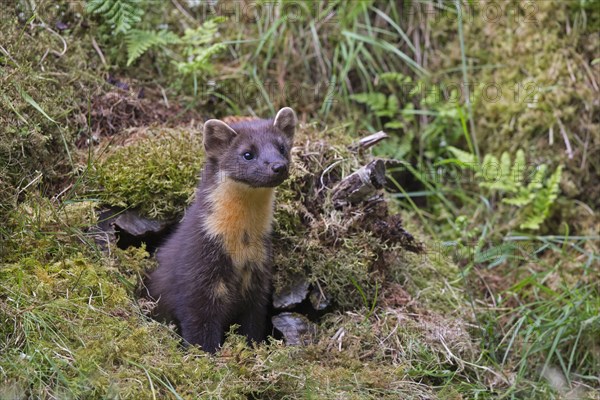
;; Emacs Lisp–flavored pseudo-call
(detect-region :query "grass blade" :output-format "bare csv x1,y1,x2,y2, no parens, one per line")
16,85,57,123
342,31,429,77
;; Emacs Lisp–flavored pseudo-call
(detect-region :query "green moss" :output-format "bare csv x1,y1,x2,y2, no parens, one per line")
271,127,384,308
0,6,101,212
89,128,204,219
1,194,100,262
0,244,474,398
274,230,382,309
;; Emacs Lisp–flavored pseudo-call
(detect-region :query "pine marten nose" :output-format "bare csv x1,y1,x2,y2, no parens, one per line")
271,163,286,174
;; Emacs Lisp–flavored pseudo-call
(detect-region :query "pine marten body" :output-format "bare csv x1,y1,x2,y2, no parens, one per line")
148,108,296,353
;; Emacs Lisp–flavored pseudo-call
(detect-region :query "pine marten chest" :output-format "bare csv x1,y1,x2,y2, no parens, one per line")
203,178,275,271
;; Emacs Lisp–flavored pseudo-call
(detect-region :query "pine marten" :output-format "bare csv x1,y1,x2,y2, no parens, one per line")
147,107,297,353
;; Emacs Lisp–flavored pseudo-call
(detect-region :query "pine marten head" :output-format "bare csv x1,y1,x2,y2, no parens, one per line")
203,107,296,188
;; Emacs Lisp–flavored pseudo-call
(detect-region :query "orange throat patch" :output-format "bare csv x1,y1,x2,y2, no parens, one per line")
203,178,275,269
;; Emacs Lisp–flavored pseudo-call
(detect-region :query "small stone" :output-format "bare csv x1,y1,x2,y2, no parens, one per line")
114,210,170,237
272,312,317,346
272,274,310,310
89,208,173,252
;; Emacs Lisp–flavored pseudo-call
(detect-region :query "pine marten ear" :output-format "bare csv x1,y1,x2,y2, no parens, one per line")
203,119,238,158
273,107,297,140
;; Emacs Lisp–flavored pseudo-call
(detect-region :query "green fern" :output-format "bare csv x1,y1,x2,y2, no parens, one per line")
378,72,412,85
175,19,226,74
179,19,223,51
125,19,225,71
477,150,562,230
504,163,545,207
520,165,562,230
447,145,477,166
350,92,400,125
175,43,227,75
125,30,180,66
86,0,143,34
479,149,526,193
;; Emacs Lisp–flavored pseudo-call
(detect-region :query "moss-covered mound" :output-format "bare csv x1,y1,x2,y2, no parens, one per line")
85,121,461,313
88,127,204,219
271,127,460,311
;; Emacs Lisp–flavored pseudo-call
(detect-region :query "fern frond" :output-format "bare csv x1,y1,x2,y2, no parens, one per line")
478,150,562,230
379,95,398,118
447,146,477,166
86,0,144,34
477,154,496,181
479,151,523,192
125,30,180,66
87,0,115,14
379,72,412,85
350,93,386,109
510,149,526,184
527,164,547,192
180,18,224,53
503,190,535,206
350,92,399,118
176,43,226,75
478,154,503,191
170,19,226,75
499,152,513,189
520,165,562,230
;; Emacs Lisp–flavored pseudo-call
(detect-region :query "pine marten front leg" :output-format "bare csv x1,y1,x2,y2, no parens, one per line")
180,314,224,353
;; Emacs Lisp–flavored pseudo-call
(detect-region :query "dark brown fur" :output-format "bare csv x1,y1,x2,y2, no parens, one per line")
147,108,296,353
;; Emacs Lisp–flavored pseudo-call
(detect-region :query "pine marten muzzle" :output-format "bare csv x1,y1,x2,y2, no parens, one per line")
147,107,297,353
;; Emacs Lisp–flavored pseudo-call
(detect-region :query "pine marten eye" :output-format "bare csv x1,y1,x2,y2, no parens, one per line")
278,144,286,154
243,151,255,160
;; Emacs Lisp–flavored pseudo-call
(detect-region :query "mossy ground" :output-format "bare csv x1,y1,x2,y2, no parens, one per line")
0,191,471,398
1,1,599,399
